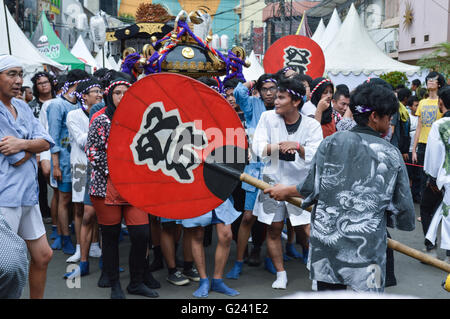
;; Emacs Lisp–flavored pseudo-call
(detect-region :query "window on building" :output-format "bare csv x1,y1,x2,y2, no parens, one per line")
424,35,429,42
411,37,415,44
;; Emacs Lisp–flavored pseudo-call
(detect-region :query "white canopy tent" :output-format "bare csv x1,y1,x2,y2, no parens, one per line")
324,4,423,90
311,19,326,47
70,35,98,72
243,50,265,82
320,9,341,51
0,0,65,80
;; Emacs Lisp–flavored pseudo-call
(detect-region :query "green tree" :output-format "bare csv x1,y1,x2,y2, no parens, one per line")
417,42,450,79
380,71,409,89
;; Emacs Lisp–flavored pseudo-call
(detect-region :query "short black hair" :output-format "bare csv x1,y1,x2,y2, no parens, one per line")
397,88,412,103
277,78,306,109
350,82,399,126
438,86,450,110
55,75,67,92
412,79,421,87
66,69,90,85
406,95,419,107
292,74,312,89
20,86,30,93
255,73,278,92
333,89,350,101
197,76,219,88
425,71,446,89
335,84,350,95
223,78,244,90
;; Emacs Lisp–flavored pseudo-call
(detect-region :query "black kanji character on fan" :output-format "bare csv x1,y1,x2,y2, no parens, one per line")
131,102,208,183
283,47,311,74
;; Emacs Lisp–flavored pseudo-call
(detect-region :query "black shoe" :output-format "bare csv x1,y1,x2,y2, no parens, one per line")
97,271,112,288
385,276,397,287
144,271,161,289
149,257,164,272
127,282,159,298
111,281,126,299
248,246,262,267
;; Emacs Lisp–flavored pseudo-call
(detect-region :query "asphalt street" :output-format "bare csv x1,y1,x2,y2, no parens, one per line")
19,201,450,301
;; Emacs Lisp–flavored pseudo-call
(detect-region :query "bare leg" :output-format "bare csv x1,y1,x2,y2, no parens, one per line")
266,221,285,272
73,202,83,245
58,191,72,236
236,210,256,261
213,223,233,279
26,235,53,299
160,225,176,269
80,205,95,262
189,226,206,278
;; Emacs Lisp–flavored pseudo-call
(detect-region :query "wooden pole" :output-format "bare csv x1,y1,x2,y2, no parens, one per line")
239,172,450,273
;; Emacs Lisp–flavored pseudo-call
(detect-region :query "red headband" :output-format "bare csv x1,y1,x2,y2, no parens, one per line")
310,78,332,98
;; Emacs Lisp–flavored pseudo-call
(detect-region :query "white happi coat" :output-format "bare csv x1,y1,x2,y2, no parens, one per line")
66,108,89,202
251,110,323,226
424,116,450,250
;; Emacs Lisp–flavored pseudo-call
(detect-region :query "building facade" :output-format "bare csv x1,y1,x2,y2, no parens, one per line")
398,0,450,64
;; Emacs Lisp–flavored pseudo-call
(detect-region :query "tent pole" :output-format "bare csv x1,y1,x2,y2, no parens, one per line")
4,1,12,55
102,46,105,68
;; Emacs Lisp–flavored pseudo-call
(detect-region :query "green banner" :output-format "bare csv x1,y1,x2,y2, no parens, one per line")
31,12,85,70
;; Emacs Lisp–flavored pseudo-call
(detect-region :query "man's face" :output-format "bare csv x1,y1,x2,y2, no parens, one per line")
225,88,237,109
0,67,23,100
409,101,419,114
274,91,298,116
284,69,297,79
332,95,350,116
82,87,103,108
24,88,33,102
373,113,392,134
36,76,52,96
260,82,277,106
426,76,439,91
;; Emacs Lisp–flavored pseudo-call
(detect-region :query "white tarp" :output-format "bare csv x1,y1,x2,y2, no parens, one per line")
243,50,265,81
95,47,114,70
320,9,341,50
324,4,421,78
311,19,326,47
0,0,65,73
71,35,98,71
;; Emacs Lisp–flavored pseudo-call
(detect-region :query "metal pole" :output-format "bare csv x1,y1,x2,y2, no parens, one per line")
4,2,12,54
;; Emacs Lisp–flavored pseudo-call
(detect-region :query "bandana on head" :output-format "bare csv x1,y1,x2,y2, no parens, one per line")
74,84,102,111
0,55,23,72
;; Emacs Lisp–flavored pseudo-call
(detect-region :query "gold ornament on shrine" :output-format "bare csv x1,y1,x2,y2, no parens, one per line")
403,1,414,30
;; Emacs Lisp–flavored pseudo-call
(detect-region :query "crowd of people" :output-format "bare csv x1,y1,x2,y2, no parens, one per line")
0,53,449,299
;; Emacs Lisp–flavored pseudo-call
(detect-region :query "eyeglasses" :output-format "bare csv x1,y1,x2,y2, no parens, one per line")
261,87,278,94
88,89,103,95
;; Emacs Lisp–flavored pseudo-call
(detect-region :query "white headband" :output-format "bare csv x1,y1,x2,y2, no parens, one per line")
0,55,23,73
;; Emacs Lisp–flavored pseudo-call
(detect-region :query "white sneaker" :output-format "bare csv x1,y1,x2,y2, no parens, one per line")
272,271,287,289
66,245,81,263
89,243,102,258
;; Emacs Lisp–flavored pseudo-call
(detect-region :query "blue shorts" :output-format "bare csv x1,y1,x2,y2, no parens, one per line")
57,181,72,193
245,190,257,211
180,211,225,229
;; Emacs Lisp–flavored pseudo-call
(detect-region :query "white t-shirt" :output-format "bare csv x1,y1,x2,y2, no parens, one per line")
300,100,316,118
